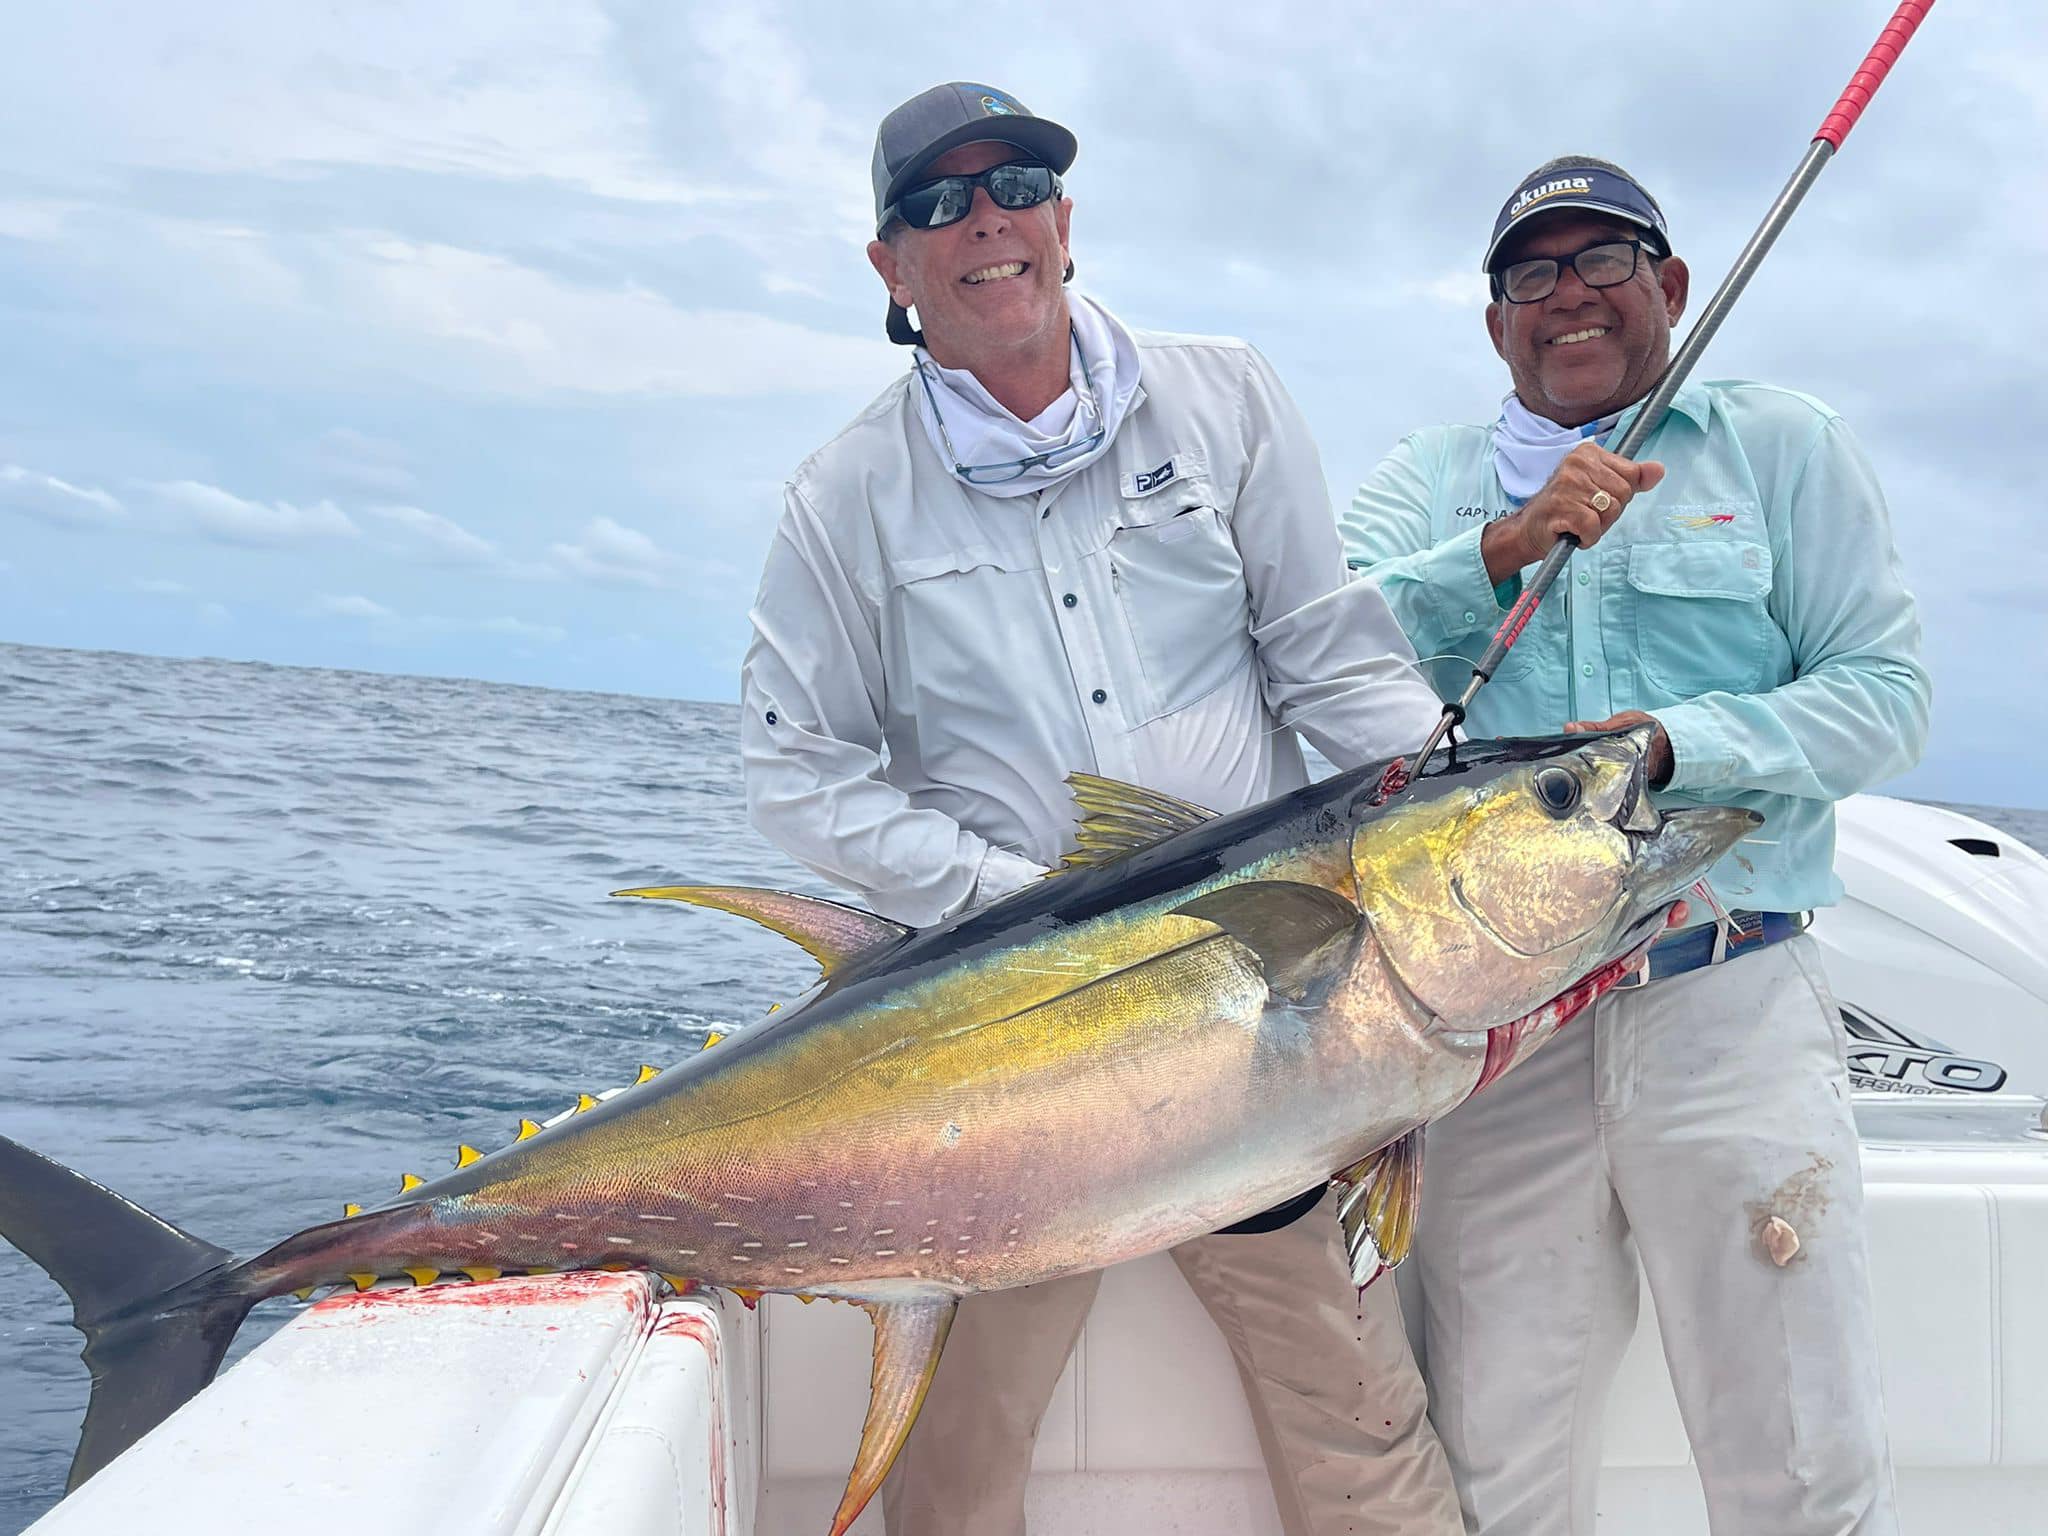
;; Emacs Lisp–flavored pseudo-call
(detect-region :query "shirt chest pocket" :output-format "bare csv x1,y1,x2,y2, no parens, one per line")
888,543,1049,714
1107,478,1253,722
1626,540,1777,699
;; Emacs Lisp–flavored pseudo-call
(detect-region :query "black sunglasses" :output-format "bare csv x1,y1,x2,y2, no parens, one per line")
1491,238,1650,304
884,161,1061,233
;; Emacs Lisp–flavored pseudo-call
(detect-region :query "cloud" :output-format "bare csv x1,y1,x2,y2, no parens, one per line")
154,479,358,545
368,503,500,565
311,593,394,621
198,601,231,626
547,515,681,589
1,6,724,208
1,464,124,525
132,577,187,595
307,428,417,496
0,200,82,242
352,237,895,398
421,613,566,644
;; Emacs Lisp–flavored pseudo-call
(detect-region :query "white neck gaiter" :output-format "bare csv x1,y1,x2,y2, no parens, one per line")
1492,392,1625,504
912,291,1143,499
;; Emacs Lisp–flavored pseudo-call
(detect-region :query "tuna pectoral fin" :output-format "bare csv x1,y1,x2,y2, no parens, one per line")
610,886,910,978
1332,1128,1425,1290
829,1296,958,1536
0,1134,254,1489
1171,881,1362,1003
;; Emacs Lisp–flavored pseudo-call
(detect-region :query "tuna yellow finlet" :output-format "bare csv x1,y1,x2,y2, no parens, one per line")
402,1266,439,1288
515,1118,541,1141
399,1173,424,1192
292,1286,314,1302
731,1285,764,1309
455,1144,482,1168
348,1273,378,1292
575,1093,598,1113
702,1030,727,1050
635,1063,660,1084
460,1266,501,1284
659,1272,692,1293
342,1203,361,1219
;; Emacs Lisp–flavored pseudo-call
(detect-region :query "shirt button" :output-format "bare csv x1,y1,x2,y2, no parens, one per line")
1091,688,1107,704
1062,592,1078,608
1581,663,1595,677
1463,610,1477,624
1577,570,1590,586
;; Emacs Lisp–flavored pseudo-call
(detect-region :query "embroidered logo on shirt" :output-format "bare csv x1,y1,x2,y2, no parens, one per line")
1129,458,1178,495
1672,512,1736,530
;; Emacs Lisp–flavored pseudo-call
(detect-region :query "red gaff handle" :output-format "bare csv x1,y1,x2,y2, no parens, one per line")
1815,0,1936,148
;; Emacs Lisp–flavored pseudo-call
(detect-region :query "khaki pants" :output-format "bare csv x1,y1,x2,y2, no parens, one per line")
1415,935,1898,1535
881,1188,1462,1536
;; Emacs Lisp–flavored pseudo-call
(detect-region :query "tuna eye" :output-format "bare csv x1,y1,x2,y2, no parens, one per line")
1534,766,1581,818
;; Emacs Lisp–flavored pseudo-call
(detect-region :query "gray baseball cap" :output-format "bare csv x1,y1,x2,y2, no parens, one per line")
872,82,1077,233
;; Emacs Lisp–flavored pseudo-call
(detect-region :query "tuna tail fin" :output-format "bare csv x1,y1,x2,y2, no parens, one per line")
0,1133,257,1490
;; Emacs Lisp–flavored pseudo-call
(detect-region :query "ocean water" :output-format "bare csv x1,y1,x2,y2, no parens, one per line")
0,642,822,1531
1,641,2043,1531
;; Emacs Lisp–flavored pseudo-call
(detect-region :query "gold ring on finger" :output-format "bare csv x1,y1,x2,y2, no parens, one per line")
1589,490,1614,514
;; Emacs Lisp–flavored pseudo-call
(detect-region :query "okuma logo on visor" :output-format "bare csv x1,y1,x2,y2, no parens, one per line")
1508,176,1594,217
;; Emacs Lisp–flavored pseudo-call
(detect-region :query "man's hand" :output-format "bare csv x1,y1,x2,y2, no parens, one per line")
1564,710,1673,788
1481,443,1666,585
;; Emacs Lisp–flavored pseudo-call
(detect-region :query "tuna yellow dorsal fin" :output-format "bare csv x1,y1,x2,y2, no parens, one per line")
634,1063,660,1084
516,1118,541,1141
455,1145,482,1168
609,886,910,978
1053,772,1218,874
828,1297,959,1536
1331,1126,1426,1290
399,1173,424,1193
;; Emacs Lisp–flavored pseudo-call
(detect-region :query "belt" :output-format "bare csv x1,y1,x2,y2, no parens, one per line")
1611,909,1811,990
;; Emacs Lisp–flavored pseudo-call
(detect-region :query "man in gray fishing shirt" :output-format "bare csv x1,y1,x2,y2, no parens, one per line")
1344,156,1930,1535
741,82,1463,1536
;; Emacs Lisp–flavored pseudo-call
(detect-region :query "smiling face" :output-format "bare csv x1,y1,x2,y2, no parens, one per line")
1485,212,1690,427
866,139,1074,376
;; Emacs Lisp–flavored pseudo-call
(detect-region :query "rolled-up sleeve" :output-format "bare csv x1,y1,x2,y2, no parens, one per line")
1229,349,1445,769
1341,431,1508,659
742,484,1013,927
1653,415,1931,798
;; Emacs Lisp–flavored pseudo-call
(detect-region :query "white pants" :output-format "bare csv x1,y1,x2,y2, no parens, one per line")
1415,935,1898,1535
882,1189,1464,1536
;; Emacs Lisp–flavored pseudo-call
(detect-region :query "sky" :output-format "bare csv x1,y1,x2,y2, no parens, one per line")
2,1,2042,805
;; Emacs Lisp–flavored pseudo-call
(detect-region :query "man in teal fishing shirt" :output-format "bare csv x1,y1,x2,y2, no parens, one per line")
1343,157,1929,1536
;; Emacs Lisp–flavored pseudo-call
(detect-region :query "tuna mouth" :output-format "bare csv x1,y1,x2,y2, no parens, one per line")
1625,803,1763,915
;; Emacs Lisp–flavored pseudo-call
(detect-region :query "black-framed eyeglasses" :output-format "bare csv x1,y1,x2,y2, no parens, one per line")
1490,238,1649,304
913,350,1105,486
884,161,1061,233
